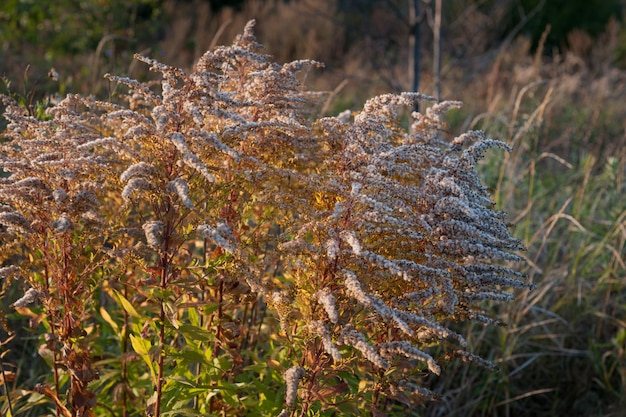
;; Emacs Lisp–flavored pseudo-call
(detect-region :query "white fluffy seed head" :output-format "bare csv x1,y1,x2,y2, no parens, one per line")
167,178,193,208
283,366,305,407
142,220,164,249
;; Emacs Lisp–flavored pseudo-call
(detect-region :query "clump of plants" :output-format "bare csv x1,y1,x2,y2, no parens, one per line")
0,21,531,416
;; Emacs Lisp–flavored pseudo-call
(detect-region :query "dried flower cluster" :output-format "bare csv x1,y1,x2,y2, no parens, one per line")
0,20,531,416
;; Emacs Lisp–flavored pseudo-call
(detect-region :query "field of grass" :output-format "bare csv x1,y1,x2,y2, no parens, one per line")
1,1,624,416
431,26,626,416
424,54,626,416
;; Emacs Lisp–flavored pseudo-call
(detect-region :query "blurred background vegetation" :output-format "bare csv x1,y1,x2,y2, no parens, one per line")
1,0,625,416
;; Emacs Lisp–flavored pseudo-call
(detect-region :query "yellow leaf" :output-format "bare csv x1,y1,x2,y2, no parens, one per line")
100,306,119,333
111,289,140,319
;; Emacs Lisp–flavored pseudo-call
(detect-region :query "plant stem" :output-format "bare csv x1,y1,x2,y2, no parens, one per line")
193,236,209,411
154,258,168,417
121,284,130,417
0,354,14,416
209,279,224,413
43,259,61,417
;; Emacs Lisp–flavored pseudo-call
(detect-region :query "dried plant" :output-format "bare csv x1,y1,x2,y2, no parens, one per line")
0,20,531,417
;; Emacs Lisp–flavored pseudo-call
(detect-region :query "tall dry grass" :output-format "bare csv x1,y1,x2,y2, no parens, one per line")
418,20,626,417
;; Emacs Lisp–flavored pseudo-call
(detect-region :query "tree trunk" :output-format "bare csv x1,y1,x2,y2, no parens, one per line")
409,0,421,112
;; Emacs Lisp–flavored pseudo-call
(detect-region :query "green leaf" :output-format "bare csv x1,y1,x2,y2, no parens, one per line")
178,323,215,343
169,348,207,365
203,302,220,315
188,305,200,327
129,334,150,355
111,289,140,319
164,302,180,329
213,355,232,372
130,334,157,384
